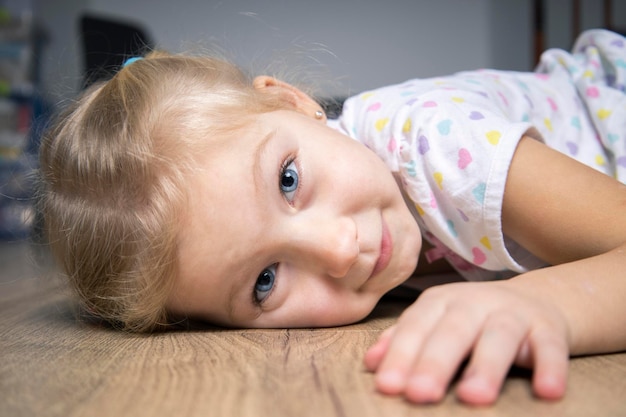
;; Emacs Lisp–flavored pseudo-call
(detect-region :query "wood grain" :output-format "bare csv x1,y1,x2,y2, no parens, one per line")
2,240,626,417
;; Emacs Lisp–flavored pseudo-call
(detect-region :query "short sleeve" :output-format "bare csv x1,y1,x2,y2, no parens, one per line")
338,79,536,276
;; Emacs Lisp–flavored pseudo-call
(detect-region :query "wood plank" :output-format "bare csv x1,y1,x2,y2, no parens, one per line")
2,241,626,417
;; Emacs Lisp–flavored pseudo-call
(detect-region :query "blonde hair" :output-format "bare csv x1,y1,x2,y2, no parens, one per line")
38,51,293,331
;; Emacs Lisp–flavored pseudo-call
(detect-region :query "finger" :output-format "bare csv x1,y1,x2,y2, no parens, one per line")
403,309,482,403
455,313,527,405
513,339,533,368
530,328,569,400
374,301,444,395
364,325,397,371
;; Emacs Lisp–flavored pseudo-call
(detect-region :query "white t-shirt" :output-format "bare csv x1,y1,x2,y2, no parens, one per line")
329,29,626,281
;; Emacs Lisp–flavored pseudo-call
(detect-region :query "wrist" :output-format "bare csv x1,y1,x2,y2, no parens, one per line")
499,273,577,353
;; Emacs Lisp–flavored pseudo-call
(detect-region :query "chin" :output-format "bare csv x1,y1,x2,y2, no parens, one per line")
378,258,419,296
399,233,422,280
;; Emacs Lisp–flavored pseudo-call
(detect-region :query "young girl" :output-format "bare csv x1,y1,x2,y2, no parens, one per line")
38,29,626,406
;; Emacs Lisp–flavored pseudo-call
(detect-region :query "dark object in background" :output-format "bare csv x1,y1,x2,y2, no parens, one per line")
80,14,153,88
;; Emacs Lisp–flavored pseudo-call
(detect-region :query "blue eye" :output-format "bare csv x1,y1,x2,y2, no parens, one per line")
279,160,298,201
254,265,276,304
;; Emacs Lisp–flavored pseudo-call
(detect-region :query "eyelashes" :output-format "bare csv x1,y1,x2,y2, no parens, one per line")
254,264,276,304
279,158,299,203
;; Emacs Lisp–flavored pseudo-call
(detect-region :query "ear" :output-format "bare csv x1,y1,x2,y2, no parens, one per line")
253,76,326,122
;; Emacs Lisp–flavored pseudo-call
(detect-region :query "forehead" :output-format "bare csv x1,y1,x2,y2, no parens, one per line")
170,116,276,323
181,124,263,248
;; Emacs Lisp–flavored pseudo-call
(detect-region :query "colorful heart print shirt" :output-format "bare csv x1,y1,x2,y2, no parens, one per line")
329,29,626,282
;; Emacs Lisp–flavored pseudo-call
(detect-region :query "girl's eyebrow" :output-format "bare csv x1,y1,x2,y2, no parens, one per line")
252,130,277,195
227,129,275,322
226,273,242,322
226,265,256,323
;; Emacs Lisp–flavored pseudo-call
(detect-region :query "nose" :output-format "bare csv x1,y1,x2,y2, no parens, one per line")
290,214,359,279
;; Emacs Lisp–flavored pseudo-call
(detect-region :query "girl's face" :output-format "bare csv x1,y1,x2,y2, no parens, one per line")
167,109,422,328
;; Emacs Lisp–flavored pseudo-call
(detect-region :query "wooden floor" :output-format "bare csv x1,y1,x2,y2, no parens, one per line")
2,240,626,417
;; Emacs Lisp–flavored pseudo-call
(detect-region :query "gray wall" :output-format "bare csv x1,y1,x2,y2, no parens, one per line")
28,0,625,103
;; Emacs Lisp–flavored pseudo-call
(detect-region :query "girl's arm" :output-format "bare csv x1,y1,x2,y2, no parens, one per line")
364,136,626,405
502,136,626,355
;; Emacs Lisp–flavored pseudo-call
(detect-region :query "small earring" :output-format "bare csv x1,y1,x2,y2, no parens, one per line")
315,110,324,120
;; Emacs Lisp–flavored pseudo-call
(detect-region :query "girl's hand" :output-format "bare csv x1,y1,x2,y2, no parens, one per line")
363,280,570,405
363,135,626,405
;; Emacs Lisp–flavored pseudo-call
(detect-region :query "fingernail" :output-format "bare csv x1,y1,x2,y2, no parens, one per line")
406,375,444,403
457,375,497,405
376,370,405,392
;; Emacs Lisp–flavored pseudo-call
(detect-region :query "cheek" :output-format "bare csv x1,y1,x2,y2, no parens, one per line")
304,292,380,327
268,286,377,327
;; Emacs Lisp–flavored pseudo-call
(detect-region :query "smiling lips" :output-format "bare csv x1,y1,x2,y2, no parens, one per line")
371,219,392,277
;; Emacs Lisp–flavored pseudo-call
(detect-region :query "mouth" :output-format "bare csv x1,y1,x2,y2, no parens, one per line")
371,218,393,277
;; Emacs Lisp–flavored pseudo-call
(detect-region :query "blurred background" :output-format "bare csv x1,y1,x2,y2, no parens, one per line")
0,0,625,239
